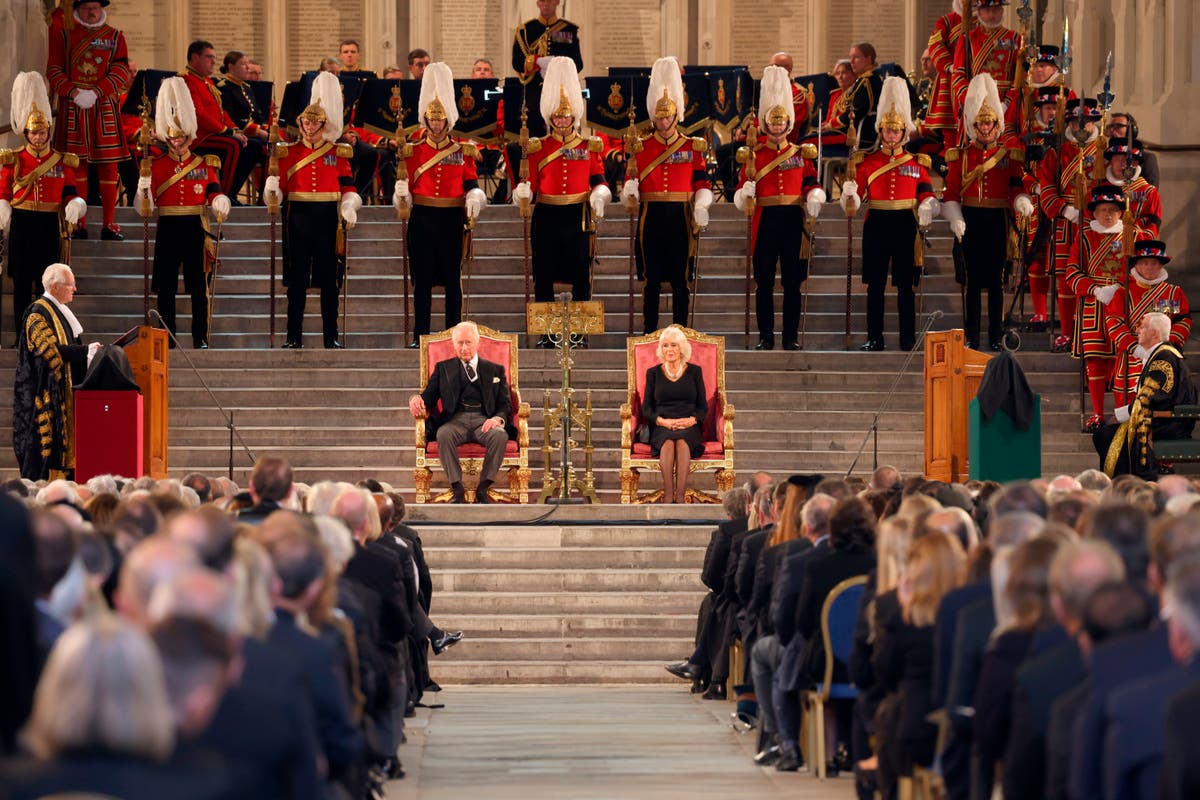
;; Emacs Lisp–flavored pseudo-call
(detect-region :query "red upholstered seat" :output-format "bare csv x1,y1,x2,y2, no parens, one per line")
620,326,736,503
413,324,530,503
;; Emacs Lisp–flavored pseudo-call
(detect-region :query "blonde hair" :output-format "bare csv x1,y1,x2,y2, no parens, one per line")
875,515,914,594
903,531,966,626
25,616,175,760
230,537,275,639
656,325,692,362
768,484,806,547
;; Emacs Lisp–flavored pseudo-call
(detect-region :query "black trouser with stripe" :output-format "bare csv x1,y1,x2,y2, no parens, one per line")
862,208,917,348
9,209,61,335
637,201,691,333
961,205,1008,347
408,204,466,337
754,205,807,343
532,201,591,302
282,200,341,344
152,214,209,346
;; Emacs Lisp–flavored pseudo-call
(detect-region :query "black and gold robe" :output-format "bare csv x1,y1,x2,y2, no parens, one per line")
1094,343,1197,478
12,298,88,480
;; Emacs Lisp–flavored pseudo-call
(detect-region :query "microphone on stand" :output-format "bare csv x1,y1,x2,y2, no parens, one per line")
928,309,944,321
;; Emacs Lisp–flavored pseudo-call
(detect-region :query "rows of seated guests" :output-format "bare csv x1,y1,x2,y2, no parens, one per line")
0,455,461,800
670,466,1200,800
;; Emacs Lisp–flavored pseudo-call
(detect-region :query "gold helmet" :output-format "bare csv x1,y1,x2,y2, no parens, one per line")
759,65,795,135
539,57,584,130
298,102,328,126
963,73,1003,143
418,62,458,130
874,76,915,139
10,71,53,137
647,57,684,123
424,96,447,121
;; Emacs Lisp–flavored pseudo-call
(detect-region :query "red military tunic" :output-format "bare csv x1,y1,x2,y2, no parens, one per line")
527,131,604,201
1104,275,1191,405
736,139,818,250
942,137,1026,208
402,135,480,205
46,15,133,162
951,23,1023,130
852,147,935,211
0,146,80,211
924,10,964,132
182,67,239,142
149,151,222,212
1065,221,1128,358
147,150,222,303
634,131,710,198
275,140,354,199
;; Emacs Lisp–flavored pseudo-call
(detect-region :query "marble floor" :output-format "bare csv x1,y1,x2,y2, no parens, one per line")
391,686,855,799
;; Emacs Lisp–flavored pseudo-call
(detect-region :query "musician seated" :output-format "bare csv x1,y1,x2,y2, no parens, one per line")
643,326,708,504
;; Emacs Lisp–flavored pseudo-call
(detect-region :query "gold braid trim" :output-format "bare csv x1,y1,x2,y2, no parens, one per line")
1103,420,1129,477
1146,360,1174,394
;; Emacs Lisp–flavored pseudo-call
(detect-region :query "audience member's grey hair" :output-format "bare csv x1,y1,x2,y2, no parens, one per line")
989,511,1045,548
315,515,355,571
85,474,120,498
1049,539,1126,623
1166,494,1200,516
147,568,240,636
211,476,239,499
989,482,1047,520
722,486,750,519
37,479,81,506
180,486,201,508
1076,469,1111,493
802,493,837,538
752,483,775,521
306,480,355,516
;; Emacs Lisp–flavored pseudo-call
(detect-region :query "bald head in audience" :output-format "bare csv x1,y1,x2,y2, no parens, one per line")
116,537,200,626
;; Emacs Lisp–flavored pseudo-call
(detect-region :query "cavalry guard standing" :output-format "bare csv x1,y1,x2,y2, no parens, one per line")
512,57,610,348
941,73,1031,351
620,57,713,334
0,71,87,336
841,77,940,352
393,63,488,344
136,77,230,349
732,65,825,351
264,72,362,349
1037,97,1103,352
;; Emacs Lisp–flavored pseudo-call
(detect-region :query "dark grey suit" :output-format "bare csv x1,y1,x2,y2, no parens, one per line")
419,356,513,485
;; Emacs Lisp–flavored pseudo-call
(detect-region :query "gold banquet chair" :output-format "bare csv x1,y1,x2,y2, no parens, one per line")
619,326,735,504
413,324,531,503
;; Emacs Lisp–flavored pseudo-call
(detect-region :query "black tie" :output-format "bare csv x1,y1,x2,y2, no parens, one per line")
464,362,476,382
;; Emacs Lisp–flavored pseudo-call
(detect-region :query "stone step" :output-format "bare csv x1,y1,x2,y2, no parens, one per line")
419,525,712,548
433,591,706,616
427,660,682,685
435,612,695,639
435,636,693,662
420,546,705,569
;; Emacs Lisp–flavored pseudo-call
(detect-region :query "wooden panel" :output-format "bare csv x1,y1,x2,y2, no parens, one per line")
125,326,170,479
924,329,990,483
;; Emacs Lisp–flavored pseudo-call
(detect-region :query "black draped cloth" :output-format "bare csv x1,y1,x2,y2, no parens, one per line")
12,298,88,480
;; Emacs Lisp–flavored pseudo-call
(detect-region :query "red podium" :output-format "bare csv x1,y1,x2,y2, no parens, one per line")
75,391,144,482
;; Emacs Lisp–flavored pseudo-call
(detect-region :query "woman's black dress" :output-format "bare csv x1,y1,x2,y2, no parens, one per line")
642,362,707,458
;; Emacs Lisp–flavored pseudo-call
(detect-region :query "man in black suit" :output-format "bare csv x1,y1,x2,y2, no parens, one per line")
238,456,294,525
409,321,513,504
1162,682,1200,800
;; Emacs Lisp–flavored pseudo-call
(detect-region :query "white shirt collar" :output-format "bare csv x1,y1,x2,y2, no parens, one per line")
461,355,479,378
43,292,83,339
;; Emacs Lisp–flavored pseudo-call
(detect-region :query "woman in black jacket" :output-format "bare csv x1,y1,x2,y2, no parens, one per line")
642,325,708,503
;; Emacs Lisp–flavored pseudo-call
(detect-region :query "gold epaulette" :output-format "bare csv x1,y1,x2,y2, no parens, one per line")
203,154,221,169
61,152,79,168
587,136,602,153
916,153,931,169
945,147,962,163
461,141,479,159
735,146,751,165
400,142,413,158
526,138,543,154
0,149,13,166
272,142,289,159
691,136,708,153
1008,148,1025,163
848,150,866,168
800,143,817,160
335,143,354,159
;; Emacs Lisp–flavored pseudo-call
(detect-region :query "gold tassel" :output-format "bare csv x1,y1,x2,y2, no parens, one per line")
913,215,925,268
1122,208,1135,257
335,221,346,256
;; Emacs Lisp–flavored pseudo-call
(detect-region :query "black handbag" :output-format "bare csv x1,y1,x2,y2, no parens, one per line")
635,422,651,445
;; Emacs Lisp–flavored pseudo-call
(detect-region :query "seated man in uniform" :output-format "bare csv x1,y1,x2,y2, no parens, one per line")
1094,312,1198,478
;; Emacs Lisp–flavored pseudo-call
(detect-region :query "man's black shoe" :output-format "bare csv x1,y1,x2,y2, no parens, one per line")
430,629,463,655
755,336,774,351
451,482,466,504
965,340,980,350
407,339,420,349
775,747,804,772
475,480,494,504
989,339,1004,351
100,225,124,241
536,334,555,349
899,340,916,352
665,660,703,681
754,744,782,766
71,226,88,240
701,682,726,700
859,339,884,352
384,757,405,780
324,338,344,349
690,677,710,694
282,340,302,349
782,339,800,351
195,339,209,350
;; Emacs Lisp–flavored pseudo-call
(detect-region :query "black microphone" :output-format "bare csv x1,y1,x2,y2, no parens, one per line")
929,310,944,321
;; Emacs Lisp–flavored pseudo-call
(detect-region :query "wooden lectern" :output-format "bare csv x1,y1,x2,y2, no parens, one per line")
123,326,169,478
924,329,990,483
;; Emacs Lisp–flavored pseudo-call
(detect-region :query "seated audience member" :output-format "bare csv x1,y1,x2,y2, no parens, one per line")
239,456,294,524
0,493,39,756
30,509,78,664
2,616,229,799
871,464,902,492
1080,502,1150,590
874,532,966,796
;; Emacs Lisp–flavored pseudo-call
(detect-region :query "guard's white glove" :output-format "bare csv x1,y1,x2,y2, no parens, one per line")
63,197,86,225
1092,284,1119,306
841,180,860,215
950,219,966,239
0,199,13,231
1013,194,1034,218
536,57,553,72
589,184,611,220
73,88,98,109
512,181,533,204
692,187,714,228
917,196,941,227
1132,344,1150,363
210,194,231,222
620,177,640,205
806,187,827,219
732,179,756,213
942,200,965,240
465,187,487,220
263,175,282,205
392,179,411,208
1062,205,1080,224
340,192,363,228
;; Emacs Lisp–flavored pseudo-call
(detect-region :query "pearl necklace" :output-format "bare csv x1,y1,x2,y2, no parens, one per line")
663,361,685,380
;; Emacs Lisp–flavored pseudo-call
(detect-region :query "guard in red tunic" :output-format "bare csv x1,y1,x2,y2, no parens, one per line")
512,57,610,347
951,0,1022,137
0,72,87,337
46,0,133,240
733,65,824,351
1103,240,1191,411
1018,84,1064,330
1065,184,1130,430
923,0,964,143
393,63,487,343
942,73,1031,350
1098,139,1161,239
1037,97,1103,351
620,57,713,334
136,77,231,349
842,77,940,351
264,72,362,349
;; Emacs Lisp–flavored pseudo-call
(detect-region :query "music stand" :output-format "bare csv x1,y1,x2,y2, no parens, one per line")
527,295,604,504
